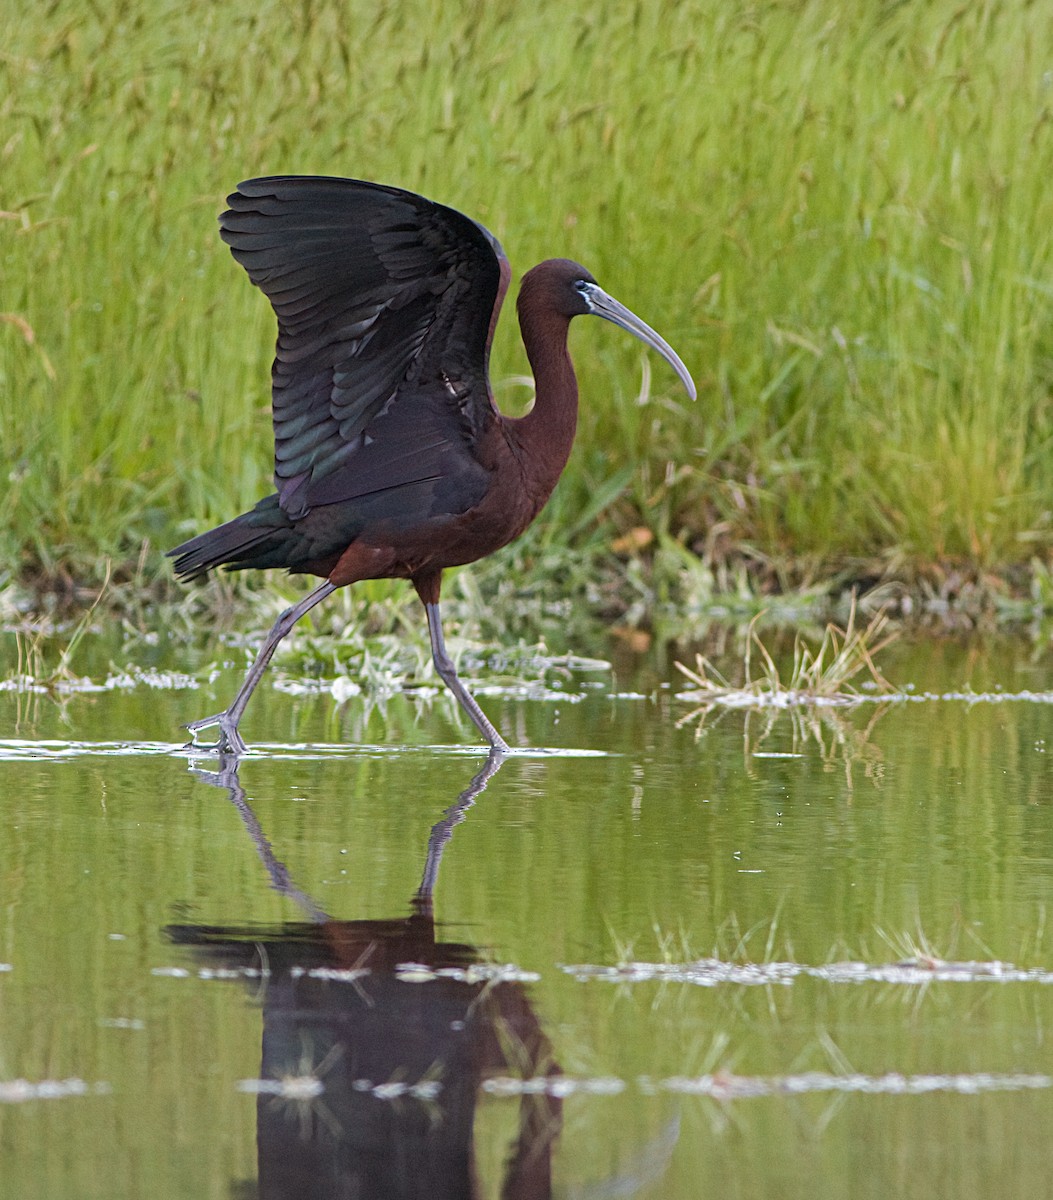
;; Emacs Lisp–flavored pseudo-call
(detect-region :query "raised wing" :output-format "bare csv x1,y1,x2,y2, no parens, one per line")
220,176,510,519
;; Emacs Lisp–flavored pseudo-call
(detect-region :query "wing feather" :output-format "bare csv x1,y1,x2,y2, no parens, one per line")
219,175,509,519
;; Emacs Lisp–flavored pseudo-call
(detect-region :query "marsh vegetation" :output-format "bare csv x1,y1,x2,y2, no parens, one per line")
4,1,1053,636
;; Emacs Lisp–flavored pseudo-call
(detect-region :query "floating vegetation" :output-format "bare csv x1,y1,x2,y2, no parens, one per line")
151,959,541,986
240,1057,443,1106
645,1071,1053,1100
1,621,612,738
272,675,362,701
675,601,897,710
393,962,542,985
156,955,1053,990
484,1076,626,1098
483,1071,1051,1100
0,666,200,696
673,604,899,782
882,689,1053,706
366,1079,443,1103
0,1078,111,1104
562,957,1053,987
238,1076,325,1101
152,965,268,980
292,964,370,983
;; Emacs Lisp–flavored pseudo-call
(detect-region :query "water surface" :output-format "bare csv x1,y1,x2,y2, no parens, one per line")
1,629,1052,1196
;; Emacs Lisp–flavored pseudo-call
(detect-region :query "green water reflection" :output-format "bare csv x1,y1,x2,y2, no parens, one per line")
0,633,1052,1196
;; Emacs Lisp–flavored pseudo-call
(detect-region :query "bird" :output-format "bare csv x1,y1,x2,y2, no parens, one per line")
169,175,696,756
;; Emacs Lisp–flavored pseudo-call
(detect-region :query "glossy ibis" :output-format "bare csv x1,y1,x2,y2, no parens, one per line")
170,176,696,755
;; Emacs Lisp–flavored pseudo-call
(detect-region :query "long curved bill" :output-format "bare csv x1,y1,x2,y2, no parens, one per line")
581,283,697,400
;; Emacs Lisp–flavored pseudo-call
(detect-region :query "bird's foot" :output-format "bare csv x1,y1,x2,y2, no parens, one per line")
184,712,249,757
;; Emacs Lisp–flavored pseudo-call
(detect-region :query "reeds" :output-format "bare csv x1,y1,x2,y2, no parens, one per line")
675,601,896,707
4,1,1052,599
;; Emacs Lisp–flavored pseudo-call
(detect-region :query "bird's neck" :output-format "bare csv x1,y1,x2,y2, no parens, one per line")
509,307,579,500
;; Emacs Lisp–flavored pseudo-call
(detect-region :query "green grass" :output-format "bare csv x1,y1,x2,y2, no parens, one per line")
4,0,1053,616
675,599,897,704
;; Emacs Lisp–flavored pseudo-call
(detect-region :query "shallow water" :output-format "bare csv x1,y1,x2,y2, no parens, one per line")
2,627,1053,1197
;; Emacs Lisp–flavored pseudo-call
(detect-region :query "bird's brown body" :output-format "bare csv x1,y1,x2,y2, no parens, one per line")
171,176,694,754
330,316,577,601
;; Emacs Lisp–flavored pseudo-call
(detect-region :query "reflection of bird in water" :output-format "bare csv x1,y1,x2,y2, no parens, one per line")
171,751,559,1199
171,913,560,1200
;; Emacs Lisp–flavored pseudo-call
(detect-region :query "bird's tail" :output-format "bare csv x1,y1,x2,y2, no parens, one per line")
168,494,304,581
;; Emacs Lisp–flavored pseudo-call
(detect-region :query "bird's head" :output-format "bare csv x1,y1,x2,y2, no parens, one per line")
518,259,696,399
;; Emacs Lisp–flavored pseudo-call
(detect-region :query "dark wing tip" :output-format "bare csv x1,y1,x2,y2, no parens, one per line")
208,174,508,517
217,175,504,270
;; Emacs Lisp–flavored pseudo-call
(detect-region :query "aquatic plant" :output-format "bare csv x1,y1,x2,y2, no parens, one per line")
675,599,896,707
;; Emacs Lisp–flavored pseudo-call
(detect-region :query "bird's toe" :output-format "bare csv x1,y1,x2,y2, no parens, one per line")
185,712,248,756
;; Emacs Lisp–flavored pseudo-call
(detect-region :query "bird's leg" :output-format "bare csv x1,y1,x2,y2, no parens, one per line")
186,580,338,755
424,602,510,753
